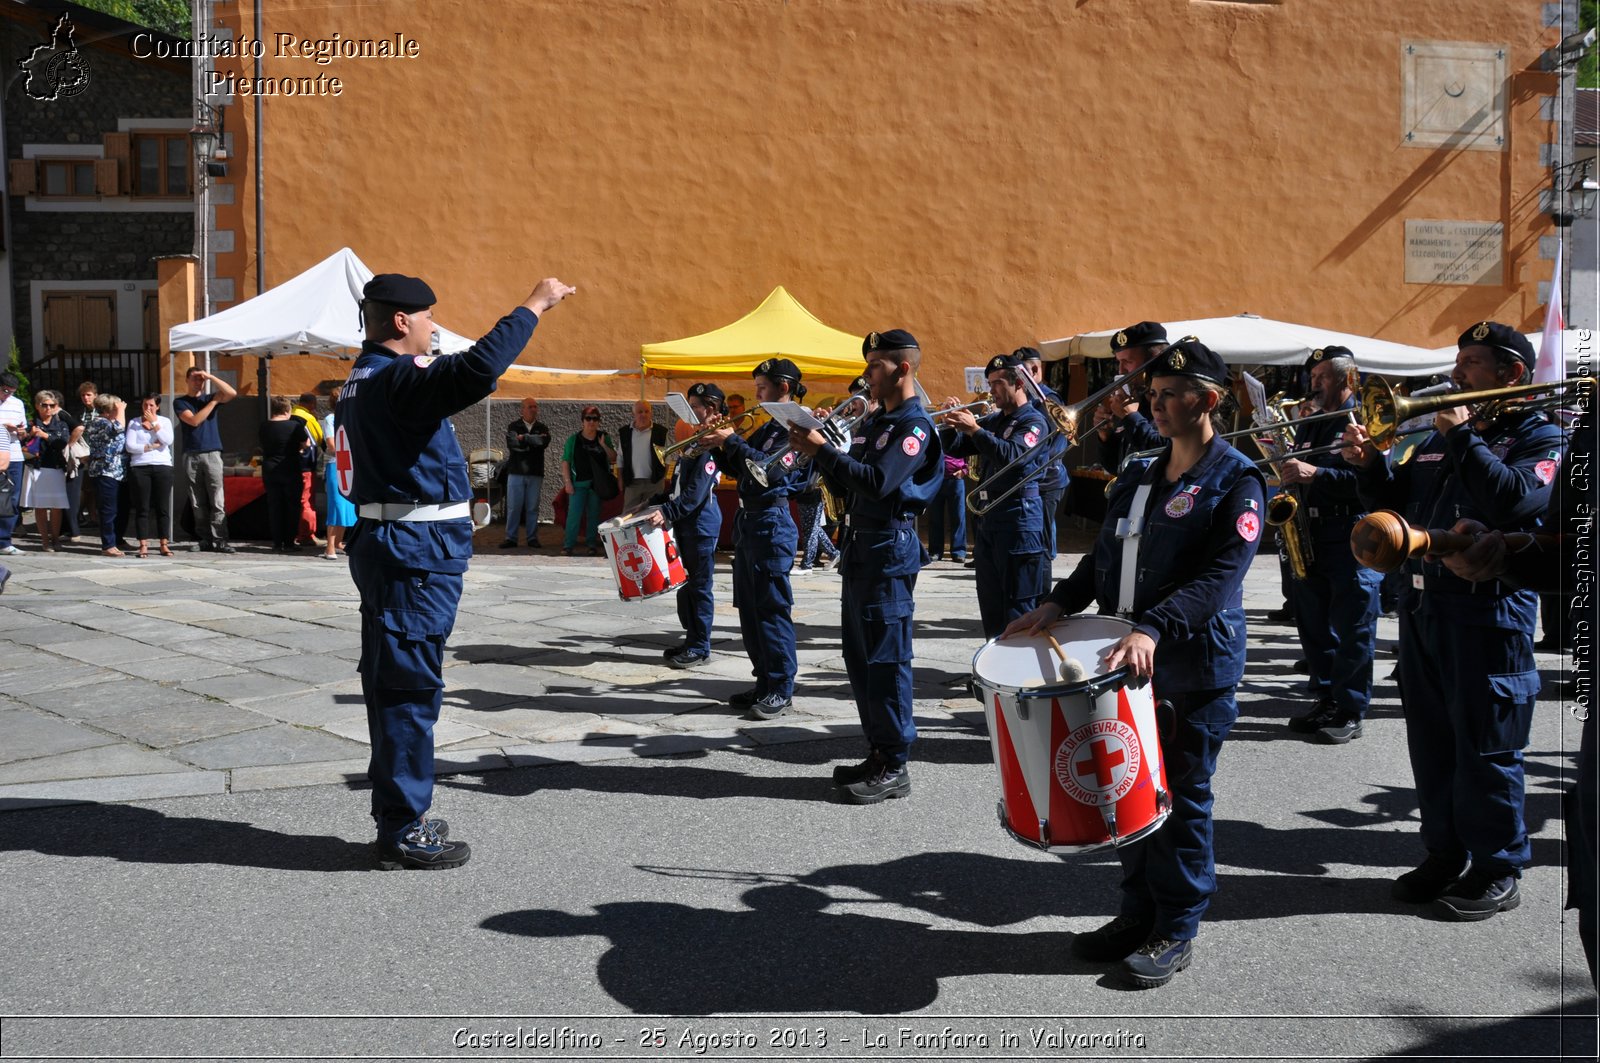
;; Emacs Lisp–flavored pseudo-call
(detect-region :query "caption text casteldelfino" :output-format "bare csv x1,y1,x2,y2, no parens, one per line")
132,32,421,97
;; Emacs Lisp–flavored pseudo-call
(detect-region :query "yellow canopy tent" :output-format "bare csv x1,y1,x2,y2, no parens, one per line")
640,286,866,380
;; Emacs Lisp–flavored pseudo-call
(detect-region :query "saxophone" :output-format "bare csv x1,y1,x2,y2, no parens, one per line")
1255,395,1314,581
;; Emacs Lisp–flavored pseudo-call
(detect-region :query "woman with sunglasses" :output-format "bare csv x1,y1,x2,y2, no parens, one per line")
1003,339,1265,990
21,390,73,550
124,394,175,557
560,406,617,556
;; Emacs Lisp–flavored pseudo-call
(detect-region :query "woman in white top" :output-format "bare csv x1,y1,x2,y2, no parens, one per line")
124,394,175,558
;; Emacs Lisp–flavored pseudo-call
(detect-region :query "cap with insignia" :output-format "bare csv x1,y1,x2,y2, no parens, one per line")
1305,344,1353,371
753,357,802,383
687,382,726,405
361,273,436,311
863,329,918,356
985,353,1024,376
1457,320,1535,370
1013,346,1043,363
1153,337,1229,386
847,375,870,395
1109,321,1168,354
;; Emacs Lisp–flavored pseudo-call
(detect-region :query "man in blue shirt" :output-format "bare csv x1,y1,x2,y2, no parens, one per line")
339,272,575,870
174,367,238,552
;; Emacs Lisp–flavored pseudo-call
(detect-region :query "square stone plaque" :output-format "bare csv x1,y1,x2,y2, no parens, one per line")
1404,219,1504,286
1401,40,1507,151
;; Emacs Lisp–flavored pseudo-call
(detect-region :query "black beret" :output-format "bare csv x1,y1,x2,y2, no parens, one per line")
1110,321,1168,354
864,329,919,355
1013,346,1044,362
687,382,725,405
985,353,1023,377
362,273,436,311
753,357,802,383
1458,321,1536,371
1305,344,1354,371
1151,337,1229,387
847,375,870,395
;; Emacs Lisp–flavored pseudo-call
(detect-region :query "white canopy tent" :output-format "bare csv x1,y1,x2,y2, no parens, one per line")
1040,314,1442,376
167,247,638,385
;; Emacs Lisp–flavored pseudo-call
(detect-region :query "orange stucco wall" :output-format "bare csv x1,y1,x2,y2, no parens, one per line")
205,0,1562,400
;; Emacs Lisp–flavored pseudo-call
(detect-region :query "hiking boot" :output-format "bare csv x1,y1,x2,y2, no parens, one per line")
840,764,911,804
728,687,761,709
376,820,470,871
744,693,792,721
1317,716,1364,744
1121,937,1194,988
1392,853,1469,903
667,649,709,669
832,750,886,785
1433,868,1521,922
1072,913,1156,962
1288,697,1340,734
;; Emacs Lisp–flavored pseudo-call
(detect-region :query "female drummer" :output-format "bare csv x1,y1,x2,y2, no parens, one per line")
1002,338,1266,990
650,383,725,669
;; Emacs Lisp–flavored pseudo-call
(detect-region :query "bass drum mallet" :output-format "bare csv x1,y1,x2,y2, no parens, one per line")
1349,509,1533,573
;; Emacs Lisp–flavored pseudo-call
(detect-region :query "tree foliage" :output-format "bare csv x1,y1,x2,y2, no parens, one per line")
72,0,191,38
1584,0,1598,89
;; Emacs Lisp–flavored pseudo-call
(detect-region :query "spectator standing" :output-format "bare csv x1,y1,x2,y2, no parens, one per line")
65,380,97,538
0,372,27,555
22,390,72,551
618,400,668,511
560,405,616,556
926,453,968,562
260,396,311,553
124,394,175,558
500,396,550,548
85,393,128,556
321,386,355,560
173,366,237,553
291,393,325,547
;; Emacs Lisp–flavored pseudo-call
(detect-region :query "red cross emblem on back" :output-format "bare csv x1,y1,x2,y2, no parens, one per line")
334,425,354,497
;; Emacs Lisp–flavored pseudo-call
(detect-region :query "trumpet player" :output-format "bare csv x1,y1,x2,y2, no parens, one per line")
942,353,1050,638
787,329,942,803
1280,346,1381,744
1342,322,1566,922
1097,322,1168,470
1019,346,1071,587
703,359,809,719
650,383,726,669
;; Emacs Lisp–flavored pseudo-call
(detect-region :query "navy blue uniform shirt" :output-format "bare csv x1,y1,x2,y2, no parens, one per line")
942,402,1049,526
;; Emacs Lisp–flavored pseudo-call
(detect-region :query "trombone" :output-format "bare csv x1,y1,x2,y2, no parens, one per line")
1250,375,1595,466
746,394,871,487
966,348,1168,517
652,411,756,466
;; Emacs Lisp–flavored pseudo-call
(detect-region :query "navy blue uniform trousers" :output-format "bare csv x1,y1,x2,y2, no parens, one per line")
732,506,797,698
1290,535,1382,718
1398,594,1539,874
675,527,717,657
350,553,462,841
1115,688,1237,940
840,526,919,767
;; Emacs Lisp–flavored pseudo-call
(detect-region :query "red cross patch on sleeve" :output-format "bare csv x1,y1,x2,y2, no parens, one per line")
1534,458,1559,485
1236,511,1261,542
902,435,921,456
1023,430,1039,447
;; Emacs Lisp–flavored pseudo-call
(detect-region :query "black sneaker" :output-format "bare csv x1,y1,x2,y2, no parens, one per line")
744,693,792,721
1392,853,1469,903
1317,716,1364,744
498,539,517,549
1291,658,1310,674
840,764,911,804
215,541,237,554
1288,698,1340,734
832,750,885,785
376,821,470,871
667,649,709,669
661,642,687,659
1072,913,1156,962
1433,868,1521,922
1266,604,1294,621
729,687,761,709
1121,937,1194,988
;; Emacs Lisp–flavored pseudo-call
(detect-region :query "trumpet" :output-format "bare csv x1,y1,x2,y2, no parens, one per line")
967,347,1169,517
932,395,994,424
746,394,870,487
653,411,757,466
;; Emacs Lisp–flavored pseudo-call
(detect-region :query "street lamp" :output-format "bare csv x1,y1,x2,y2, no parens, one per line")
1550,159,1598,228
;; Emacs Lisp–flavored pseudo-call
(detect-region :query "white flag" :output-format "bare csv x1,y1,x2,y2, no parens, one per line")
1535,240,1565,385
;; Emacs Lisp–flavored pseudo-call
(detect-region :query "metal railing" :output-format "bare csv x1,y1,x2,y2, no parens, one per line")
28,349,161,401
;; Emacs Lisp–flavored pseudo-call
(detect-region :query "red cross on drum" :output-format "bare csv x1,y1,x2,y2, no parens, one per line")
969,613,1172,854
597,505,690,603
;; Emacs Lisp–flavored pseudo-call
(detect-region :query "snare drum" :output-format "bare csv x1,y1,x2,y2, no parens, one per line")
970,614,1169,853
599,507,690,602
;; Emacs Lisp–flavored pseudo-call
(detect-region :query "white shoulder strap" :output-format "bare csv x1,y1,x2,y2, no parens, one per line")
1116,481,1156,618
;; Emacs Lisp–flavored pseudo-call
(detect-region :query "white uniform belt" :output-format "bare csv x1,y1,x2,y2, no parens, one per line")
359,502,471,522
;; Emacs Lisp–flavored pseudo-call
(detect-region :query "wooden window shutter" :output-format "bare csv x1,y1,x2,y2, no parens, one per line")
94,159,118,196
102,133,130,194
8,159,36,195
